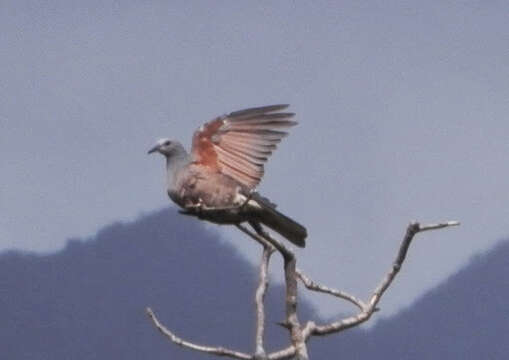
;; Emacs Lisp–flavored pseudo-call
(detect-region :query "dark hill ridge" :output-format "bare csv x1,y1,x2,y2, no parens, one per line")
0,208,316,359
316,239,509,359
1,207,508,359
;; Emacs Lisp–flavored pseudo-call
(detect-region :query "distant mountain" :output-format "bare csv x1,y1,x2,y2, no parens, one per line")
0,208,316,359
311,239,509,359
1,208,508,359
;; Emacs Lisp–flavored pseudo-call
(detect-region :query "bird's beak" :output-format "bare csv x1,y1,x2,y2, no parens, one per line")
147,145,160,154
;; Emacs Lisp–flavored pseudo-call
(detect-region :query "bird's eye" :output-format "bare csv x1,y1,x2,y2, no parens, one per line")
164,140,171,146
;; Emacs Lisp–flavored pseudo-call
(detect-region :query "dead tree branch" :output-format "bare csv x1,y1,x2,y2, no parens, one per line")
300,220,460,338
146,307,252,359
295,270,366,311
254,244,275,359
237,224,309,360
146,220,458,359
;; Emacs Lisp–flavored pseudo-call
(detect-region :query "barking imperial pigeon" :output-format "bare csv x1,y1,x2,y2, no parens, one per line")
148,104,307,247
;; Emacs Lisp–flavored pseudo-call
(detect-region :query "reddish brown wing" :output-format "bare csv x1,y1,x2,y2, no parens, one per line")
191,104,297,189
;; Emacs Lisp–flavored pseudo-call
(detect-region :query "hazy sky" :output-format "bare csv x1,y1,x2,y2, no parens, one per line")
1,0,508,318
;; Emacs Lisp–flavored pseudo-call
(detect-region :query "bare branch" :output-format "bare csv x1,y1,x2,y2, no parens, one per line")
254,245,274,359
283,256,309,360
419,220,460,232
147,219,458,359
236,223,293,260
267,346,297,360
249,226,309,360
296,269,366,311
304,220,459,337
146,307,252,360
236,223,310,359
236,224,273,249
368,221,460,310
147,225,304,360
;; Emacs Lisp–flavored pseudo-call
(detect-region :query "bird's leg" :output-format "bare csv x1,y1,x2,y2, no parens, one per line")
196,202,245,213
204,204,243,211
239,193,252,210
182,198,245,219
193,198,206,219
178,198,205,216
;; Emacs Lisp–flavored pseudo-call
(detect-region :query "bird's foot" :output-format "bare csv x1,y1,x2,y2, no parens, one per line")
179,198,203,215
179,199,245,222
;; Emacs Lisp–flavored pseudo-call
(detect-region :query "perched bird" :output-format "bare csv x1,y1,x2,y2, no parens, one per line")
148,104,307,247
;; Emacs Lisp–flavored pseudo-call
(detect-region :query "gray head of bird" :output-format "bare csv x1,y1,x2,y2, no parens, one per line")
147,138,186,157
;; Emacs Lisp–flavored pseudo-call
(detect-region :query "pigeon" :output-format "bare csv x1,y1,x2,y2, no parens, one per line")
148,104,307,247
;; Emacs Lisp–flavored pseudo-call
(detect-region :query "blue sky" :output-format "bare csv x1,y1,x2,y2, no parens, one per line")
1,0,508,318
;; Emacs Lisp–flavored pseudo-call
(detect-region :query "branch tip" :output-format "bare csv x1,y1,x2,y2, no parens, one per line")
146,305,252,359
418,220,460,232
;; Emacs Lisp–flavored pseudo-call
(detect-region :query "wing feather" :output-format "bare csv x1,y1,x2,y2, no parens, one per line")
219,143,268,163
214,146,263,174
228,104,290,118
191,105,297,189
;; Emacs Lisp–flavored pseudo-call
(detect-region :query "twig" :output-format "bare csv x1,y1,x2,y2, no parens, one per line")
301,220,460,338
296,269,366,311
146,307,252,360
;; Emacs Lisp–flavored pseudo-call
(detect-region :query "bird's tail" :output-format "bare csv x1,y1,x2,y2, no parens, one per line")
250,194,307,248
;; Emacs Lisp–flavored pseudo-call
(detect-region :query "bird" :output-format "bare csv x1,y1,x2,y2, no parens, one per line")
148,104,307,247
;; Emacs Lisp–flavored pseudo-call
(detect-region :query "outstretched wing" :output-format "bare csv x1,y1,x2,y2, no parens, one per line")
191,104,297,189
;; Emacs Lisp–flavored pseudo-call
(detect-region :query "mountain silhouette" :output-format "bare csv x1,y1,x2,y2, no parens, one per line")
1,208,508,359
0,208,316,359
311,239,509,359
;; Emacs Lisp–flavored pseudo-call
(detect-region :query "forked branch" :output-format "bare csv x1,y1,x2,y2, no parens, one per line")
300,221,460,338
237,224,309,360
146,220,458,359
